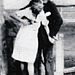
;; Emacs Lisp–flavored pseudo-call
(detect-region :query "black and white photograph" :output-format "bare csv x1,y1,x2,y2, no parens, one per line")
0,0,75,75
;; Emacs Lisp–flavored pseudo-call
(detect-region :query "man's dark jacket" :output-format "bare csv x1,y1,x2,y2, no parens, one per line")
38,1,63,47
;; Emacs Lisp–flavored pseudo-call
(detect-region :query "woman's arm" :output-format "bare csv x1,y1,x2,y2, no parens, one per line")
10,13,30,26
41,11,56,44
44,25,55,44
3,11,30,26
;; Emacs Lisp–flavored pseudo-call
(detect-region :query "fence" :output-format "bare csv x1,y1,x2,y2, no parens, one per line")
57,5,75,22
41,33,75,75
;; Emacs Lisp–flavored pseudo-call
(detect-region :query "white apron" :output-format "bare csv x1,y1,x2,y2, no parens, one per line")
12,22,40,63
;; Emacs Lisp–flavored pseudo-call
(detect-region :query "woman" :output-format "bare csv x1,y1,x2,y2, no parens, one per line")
11,0,50,75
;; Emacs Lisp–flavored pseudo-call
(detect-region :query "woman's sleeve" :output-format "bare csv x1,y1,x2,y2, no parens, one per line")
15,10,25,18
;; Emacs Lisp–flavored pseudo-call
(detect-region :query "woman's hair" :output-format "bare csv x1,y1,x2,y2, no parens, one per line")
20,0,43,10
19,0,43,16
31,0,43,15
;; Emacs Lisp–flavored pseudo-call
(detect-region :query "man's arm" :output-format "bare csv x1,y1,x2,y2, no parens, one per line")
44,1,63,38
49,1,63,37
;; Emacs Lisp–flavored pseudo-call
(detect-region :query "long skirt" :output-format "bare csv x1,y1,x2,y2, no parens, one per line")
12,22,40,63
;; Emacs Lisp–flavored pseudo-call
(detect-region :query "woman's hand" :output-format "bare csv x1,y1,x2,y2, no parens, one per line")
48,36,56,44
20,19,30,26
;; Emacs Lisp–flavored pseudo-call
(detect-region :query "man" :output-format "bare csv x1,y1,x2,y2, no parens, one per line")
34,0,63,75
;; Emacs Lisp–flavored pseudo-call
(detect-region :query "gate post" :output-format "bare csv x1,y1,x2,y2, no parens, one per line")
56,33,64,75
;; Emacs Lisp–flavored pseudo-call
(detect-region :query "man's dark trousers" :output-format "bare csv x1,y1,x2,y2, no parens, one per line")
34,25,54,75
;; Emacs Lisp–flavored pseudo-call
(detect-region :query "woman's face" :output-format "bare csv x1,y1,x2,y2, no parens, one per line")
42,0,48,3
31,3,43,15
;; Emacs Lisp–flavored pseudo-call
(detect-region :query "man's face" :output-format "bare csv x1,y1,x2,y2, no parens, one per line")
42,0,48,3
